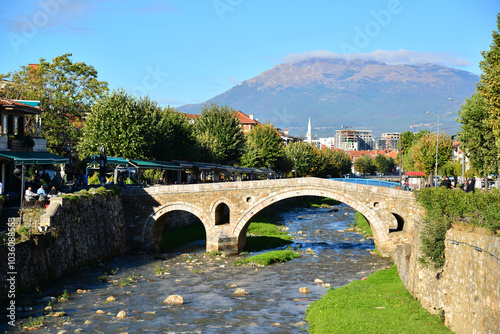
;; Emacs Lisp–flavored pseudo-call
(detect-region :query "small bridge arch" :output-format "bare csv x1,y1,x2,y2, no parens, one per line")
141,202,209,250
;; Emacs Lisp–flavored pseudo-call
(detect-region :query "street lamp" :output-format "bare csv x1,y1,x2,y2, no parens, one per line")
449,98,466,184
426,111,452,187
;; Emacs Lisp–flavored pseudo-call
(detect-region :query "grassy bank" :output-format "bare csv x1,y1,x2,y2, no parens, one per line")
160,224,206,251
234,247,300,266
306,265,451,333
244,214,293,251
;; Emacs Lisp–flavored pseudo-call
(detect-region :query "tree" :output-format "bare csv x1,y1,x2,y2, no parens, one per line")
316,148,352,177
477,13,500,148
411,132,453,179
374,154,395,175
399,130,430,172
0,53,108,155
78,90,195,160
194,103,244,165
354,155,375,176
240,122,284,169
283,141,316,177
457,92,500,187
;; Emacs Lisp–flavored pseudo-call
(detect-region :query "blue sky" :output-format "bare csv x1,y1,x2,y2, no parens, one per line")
1,0,499,112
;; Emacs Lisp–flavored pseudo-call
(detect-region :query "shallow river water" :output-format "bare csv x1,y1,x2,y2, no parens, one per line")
3,203,392,333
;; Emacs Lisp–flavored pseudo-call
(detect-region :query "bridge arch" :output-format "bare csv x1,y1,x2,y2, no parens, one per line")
232,187,389,251
141,202,209,247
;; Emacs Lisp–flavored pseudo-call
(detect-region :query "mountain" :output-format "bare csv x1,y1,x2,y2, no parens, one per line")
178,58,479,138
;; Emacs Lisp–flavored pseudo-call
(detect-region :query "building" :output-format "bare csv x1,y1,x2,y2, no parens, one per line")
335,129,375,151
378,133,400,151
312,137,336,149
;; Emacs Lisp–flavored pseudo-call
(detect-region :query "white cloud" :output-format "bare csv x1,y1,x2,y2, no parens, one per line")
281,49,472,67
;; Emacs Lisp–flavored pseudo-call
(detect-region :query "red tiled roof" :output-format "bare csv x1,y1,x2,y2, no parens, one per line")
234,110,258,125
184,113,199,119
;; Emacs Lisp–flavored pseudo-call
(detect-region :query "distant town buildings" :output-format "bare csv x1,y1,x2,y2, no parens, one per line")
378,133,400,151
334,129,375,151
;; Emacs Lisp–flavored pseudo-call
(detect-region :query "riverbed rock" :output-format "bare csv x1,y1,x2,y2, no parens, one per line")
74,329,84,333
322,283,331,288
106,296,116,302
84,320,93,324
291,321,307,327
299,287,310,293
329,208,339,212
95,310,105,314
314,278,323,284
57,331,68,334
344,212,348,215
116,310,127,318
52,311,67,317
315,230,322,234
233,288,249,296
164,295,184,304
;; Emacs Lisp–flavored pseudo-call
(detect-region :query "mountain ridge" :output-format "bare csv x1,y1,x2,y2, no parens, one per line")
178,58,479,137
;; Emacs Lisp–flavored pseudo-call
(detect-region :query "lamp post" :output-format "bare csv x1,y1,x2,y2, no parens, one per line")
449,98,465,184
426,111,452,187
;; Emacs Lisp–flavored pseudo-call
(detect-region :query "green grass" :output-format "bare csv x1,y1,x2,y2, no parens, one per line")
352,212,374,237
160,223,206,251
244,215,293,251
306,265,451,334
309,197,342,208
234,248,300,266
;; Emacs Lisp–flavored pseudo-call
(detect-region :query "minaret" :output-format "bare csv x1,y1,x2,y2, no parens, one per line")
306,117,312,143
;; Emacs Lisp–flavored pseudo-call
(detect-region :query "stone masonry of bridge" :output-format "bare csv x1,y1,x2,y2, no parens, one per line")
121,177,423,255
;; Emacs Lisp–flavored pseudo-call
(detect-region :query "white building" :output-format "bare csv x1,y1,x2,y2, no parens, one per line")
334,129,375,151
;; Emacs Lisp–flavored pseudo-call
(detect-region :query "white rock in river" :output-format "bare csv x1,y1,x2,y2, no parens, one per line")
299,287,311,293
314,278,324,284
116,310,127,318
163,295,184,305
233,288,250,296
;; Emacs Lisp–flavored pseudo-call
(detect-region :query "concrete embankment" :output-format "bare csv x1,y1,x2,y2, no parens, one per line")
394,226,500,334
0,193,130,301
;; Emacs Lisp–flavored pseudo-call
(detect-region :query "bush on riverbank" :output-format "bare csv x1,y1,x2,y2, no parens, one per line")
234,247,300,266
415,187,500,269
306,265,451,333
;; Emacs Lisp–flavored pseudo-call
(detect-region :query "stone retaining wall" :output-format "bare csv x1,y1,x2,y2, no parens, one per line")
0,193,130,300
394,226,500,334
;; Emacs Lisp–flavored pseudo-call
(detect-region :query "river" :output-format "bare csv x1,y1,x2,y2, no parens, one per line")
2,202,392,333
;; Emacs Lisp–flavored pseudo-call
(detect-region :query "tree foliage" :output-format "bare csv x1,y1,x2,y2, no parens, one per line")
374,154,395,174
78,89,195,160
240,123,284,169
457,92,500,184
477,13,500,148
283,141,317,177
317,149,352,177
411,132,453,177
354,155,375,176
0,53,108,155
194,103,244,165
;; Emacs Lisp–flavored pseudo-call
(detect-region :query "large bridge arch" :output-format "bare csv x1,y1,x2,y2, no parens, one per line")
141,202,209,248
232,187,389,251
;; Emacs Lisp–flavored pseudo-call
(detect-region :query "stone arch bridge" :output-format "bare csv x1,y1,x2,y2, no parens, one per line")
121,177,423,255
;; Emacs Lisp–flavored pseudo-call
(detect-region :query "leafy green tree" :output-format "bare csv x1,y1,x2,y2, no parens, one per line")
477,13,500,148
283,141,316,177
354,155,375,176
316,148,352,177
457,92,500,187
399,130,430,172
374,154,395,174
0,53,108,155
194,103,244,165
78,90,195,160
240,123,284,168
411,133,453,179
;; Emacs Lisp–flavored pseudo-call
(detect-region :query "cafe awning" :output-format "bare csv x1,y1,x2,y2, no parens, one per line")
0,151,69,165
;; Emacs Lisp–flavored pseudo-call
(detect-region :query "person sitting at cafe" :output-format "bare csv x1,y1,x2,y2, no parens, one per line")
25,186,36,196
37,185,47,195
48,186,58,197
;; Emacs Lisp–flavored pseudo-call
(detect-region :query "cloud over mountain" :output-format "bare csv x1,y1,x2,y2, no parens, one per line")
281,49,472,68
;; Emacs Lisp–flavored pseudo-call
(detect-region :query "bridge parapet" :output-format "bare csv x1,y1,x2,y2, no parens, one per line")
122,177,423,255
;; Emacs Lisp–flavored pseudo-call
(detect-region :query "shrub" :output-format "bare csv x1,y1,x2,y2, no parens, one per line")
415,187,500,268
